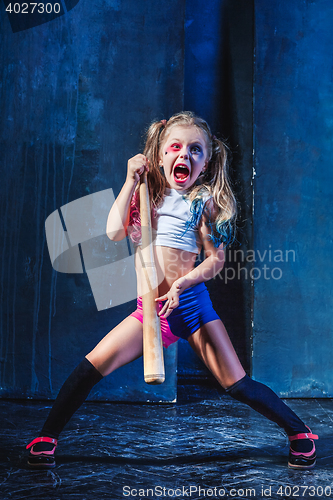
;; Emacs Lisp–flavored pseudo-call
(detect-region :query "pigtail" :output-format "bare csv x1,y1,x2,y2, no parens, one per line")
128,120,167,245
143,120,167,208
209,137,237,220
204,137,237,246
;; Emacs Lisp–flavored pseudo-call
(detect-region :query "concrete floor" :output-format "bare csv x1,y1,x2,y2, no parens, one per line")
1,382,333,500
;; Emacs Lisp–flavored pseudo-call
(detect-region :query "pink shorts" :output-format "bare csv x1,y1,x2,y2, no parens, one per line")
130,297,180,348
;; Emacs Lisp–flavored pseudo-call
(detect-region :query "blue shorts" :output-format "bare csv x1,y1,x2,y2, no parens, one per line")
167,282,220,340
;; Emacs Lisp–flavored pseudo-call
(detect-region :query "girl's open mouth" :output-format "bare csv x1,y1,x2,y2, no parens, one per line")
173,165,190,183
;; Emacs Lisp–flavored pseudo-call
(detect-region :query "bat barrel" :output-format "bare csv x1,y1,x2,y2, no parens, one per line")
140,172,165,385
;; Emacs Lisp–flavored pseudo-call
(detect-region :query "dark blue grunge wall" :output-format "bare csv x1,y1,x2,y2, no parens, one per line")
253,0,333,396
1,0,332,400
0,0,184,401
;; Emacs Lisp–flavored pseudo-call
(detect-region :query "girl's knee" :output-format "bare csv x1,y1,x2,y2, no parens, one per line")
85,352,109,374
224,374,247,392
219,369,247,391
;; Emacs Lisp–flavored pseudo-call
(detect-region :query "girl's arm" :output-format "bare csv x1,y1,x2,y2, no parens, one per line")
106,154,149,241
156,200,225,318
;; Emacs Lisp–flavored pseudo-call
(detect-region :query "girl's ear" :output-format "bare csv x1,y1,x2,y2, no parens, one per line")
159,146,166,165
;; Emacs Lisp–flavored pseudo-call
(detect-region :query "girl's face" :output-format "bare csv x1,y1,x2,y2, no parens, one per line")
159,125,209,192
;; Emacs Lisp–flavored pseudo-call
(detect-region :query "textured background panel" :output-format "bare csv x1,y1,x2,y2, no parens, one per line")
253,0,333,396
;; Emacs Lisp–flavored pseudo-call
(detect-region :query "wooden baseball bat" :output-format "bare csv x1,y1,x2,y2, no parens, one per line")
139,170,165,385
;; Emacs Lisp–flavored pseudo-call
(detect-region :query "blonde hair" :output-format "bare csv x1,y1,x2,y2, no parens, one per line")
131,111,237,246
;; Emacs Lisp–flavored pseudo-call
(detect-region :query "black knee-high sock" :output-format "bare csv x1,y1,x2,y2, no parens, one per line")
226,375,312,452
40,357,103,440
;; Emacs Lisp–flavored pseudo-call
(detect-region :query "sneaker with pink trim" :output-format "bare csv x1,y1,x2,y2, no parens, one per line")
288,426,318,469
26,437,58,468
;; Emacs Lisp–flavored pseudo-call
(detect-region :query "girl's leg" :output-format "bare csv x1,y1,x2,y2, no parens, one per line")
188,319,317,467
188,319,246,388
27,316,143,466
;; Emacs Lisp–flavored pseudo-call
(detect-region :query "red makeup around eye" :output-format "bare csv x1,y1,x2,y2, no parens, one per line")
167,144,180,153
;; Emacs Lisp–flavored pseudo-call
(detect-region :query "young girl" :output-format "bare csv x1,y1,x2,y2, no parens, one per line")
26,111,318,470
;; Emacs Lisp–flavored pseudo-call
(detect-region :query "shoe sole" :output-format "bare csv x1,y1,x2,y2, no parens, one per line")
288,459,316,470
28,461,56,469
28,456,56,469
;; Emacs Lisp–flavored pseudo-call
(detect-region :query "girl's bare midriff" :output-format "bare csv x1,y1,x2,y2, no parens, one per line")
135,245,197,298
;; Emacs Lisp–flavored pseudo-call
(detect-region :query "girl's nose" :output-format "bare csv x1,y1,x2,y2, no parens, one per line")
180,149,189,160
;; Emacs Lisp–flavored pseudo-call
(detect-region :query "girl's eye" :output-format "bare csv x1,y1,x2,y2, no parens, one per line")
171,144,181,149
191,146,201,154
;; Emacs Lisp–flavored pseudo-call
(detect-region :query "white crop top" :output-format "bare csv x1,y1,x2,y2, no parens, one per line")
128,188,223,253
154,188,205,254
